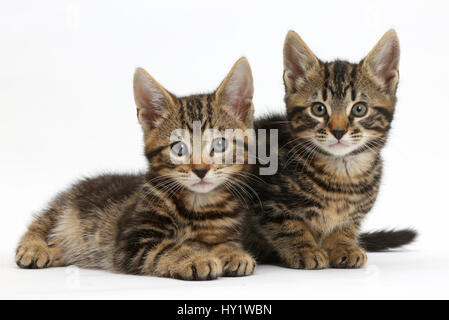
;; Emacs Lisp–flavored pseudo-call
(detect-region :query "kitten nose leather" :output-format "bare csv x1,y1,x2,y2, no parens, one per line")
331,130,346,141
193,168,209,179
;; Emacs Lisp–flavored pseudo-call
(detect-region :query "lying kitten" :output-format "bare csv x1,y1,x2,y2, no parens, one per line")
16,57,257,280
244,30,416,269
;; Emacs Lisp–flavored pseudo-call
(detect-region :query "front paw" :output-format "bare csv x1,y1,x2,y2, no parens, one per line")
284,247,329,270
170,254,223,281
221,252,256,277
16,241,64,269
328,245,367,268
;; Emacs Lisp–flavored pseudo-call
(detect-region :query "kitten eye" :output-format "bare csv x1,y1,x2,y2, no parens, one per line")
171,141,188,157
211,138,227,153
311,103,327,117
351,103,368,117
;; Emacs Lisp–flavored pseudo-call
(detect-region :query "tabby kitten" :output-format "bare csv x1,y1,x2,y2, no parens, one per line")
244,30,416,269
16,57,257,280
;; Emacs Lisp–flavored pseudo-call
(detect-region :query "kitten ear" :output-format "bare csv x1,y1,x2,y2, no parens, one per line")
133,68,175,129
283,30,320,91
362,29,400,94
215,57,254,124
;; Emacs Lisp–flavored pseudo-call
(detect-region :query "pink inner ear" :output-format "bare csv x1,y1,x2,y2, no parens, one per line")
285,44,306,79
134,72,167,127
367,33,400,91
139,107,162,126
135,89,164,126
217,58,253,122
227,82,252,121
379,45,399,86
230,99,251,122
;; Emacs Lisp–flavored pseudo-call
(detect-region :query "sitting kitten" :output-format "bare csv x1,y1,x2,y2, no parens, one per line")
244,30,416,269
16,57,257,280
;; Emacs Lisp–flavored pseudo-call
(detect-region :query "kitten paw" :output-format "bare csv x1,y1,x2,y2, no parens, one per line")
16,241,64,269
170,255,223,281
285,247,329,269
328,246,367,268
222,252,256,277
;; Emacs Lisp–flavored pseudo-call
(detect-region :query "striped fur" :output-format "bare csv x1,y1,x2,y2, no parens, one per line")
16,58,257,280
243,30,414,269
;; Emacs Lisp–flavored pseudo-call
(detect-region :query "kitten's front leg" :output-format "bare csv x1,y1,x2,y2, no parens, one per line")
15,208,65,269
211,242,256,277
115,215,224,280
266,218,328,269
322,224,367,268
149,241,223,280
116,238,223,280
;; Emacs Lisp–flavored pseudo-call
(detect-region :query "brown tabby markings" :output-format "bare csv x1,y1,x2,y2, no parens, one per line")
16,58,256,280
244,30,400,269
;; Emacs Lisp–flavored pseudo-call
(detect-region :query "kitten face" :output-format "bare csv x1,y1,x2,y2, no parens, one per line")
133,58,254,194
146,94,252,194
283,30,400,157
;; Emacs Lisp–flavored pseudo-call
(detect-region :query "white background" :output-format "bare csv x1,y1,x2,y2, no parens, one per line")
1,0,449,299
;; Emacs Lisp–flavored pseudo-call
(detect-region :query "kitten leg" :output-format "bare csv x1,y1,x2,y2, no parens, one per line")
116,237,223,280
322,224,367,268
116,203,224,280
266,218,328,269
211,242,256,277
152,241,223,280
16,209,65,269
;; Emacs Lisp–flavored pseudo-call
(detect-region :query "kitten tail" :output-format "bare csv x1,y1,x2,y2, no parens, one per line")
359,229,417,252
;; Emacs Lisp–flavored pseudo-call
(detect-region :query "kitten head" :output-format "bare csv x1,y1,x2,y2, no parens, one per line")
283,30,400,157
133,57,254,194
